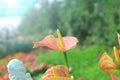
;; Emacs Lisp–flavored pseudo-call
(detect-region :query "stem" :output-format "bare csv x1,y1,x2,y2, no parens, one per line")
63,52,69,68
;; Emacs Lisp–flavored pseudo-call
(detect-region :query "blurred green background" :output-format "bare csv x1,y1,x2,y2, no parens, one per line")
0,0,120,56
0,0,120,80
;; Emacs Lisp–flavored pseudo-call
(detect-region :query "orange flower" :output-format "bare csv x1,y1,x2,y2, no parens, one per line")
33,29,78,52
41,65,73,80
99,52,117,75
99,46,120,75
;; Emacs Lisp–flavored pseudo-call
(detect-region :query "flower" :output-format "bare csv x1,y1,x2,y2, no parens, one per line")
39,62,46,71
78,78,84,80
118,33,120,45
99,46,120,78
111,74,118,80
41,65,73,80
33,29,78,52
99,52,117,75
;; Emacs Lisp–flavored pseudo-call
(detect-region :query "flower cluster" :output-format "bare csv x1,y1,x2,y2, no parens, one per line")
0,50,52,80
0,59,8,80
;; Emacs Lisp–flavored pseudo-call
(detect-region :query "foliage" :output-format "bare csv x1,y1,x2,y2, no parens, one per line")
0,40,33,57
0,26,34,56
19,0,120,46
37,45,114,80
1,0,120,79
0,44,117,80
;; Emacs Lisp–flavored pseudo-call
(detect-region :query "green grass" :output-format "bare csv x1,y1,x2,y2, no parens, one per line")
37,45,114,80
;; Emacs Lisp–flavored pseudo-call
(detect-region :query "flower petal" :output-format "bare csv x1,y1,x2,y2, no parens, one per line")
55,37,78,52
42,65,70,79
33,35,59,50
33,35,78,52
111,74,118,80
99,52,117,75
62,37,78,51
118,33,120,45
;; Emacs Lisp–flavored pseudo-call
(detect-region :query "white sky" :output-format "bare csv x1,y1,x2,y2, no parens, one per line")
6,0,18,8
0,17,22,29
0,0,64,29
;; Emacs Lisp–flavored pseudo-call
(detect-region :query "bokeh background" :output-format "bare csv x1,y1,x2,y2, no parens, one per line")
0,0,120,80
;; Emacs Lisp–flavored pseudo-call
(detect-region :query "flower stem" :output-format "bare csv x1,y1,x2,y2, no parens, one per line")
63,52,69,68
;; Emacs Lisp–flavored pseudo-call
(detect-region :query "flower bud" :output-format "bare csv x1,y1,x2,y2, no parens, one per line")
99,53,117,75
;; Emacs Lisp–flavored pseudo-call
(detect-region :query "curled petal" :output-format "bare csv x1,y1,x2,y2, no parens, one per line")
41,65,73,80
33,35,59,50
99,52,117,75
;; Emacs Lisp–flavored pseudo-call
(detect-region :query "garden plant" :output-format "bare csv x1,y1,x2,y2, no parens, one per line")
1,29,120,80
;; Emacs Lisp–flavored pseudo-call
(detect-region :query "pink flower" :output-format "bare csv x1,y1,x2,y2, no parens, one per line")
118,33,120,45
31,65,37,70
39,62,46,71
78,78,84,80
111,74,118,80
47,64,53,69
41,65,73,80
33,29,78,52
97,53,102,59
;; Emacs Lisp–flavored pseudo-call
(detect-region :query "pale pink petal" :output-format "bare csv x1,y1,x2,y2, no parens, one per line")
118,33,120,45
33,35,59,50
63,37,78,50
111,74,118,80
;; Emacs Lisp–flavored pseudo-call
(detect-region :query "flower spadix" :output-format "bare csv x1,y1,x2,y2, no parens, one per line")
113,46,120,65
57,29,66,52
33,29,78,52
